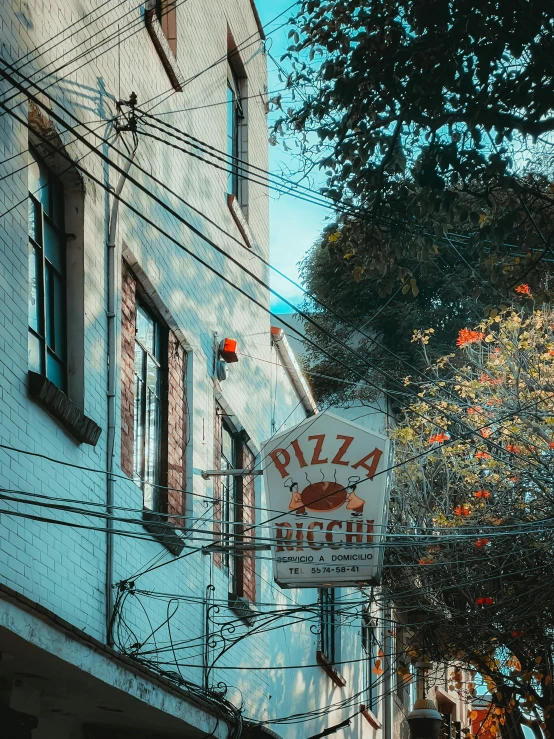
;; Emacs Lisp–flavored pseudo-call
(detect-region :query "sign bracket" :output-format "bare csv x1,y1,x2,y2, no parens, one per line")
201,468,263,479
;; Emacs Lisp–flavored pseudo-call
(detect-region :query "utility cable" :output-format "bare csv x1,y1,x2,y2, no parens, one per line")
3,61,543,479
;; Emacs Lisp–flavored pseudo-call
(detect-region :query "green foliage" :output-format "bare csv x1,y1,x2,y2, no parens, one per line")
279,0,554,210
300,187,554,405
283,2,554,406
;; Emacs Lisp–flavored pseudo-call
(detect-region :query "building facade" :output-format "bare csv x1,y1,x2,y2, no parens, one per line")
0,2,472,739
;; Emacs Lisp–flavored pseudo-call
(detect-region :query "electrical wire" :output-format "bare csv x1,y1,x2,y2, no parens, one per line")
3,56,546,489
5,63,547,488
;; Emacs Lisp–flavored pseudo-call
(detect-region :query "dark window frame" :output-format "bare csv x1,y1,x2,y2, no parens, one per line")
227,64,244,201
317,587,346,686
320,587,339,664
28,147,67,391
133,298,168,512
396,625,414,706
220,420,239,593
362,611,379,716
216,412,257,613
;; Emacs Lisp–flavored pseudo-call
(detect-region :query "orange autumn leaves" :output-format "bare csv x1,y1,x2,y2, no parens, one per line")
428,432,449,444
474,490,491,499
394,308,554,731
457,328,486,347
515,284,532,297
475,451,491,459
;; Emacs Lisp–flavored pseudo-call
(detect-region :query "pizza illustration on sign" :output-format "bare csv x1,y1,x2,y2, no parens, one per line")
286,477,365,517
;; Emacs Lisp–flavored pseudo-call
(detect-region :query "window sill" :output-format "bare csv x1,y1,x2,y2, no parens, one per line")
360,705,381,729
228,595,257,625
142,509,186,556
145,8,183,91
227,194,255,249
28,371,101,446
316,650,346,687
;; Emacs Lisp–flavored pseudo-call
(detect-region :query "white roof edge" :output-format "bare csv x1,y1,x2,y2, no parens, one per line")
271,327,318,416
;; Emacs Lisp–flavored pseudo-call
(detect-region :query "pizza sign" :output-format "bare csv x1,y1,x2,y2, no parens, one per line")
261,412,392,588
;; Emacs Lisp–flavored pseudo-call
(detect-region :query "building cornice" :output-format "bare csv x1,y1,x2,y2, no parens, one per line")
249,0,266,40
271,326,318,416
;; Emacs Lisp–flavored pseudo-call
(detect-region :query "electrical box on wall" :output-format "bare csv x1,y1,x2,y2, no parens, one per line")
216,337,239,382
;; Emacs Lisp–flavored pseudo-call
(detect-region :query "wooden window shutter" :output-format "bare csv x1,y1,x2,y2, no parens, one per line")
165,331,187,526
236,441,256,602
120,262,136,477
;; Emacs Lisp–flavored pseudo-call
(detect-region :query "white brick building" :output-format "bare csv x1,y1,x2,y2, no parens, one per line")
0,2,416,739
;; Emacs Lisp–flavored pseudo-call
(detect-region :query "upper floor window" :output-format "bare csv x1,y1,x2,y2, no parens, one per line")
214,406,257,605
220,421,238,588
133,301,166,510
396,625,415,706
320,588,340,666
362,611,380,715
28,148,66,390
227,64,244,201
156,0,177,57
120,262,188,545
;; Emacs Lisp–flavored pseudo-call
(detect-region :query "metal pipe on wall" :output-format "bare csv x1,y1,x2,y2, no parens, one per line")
105,134,137,645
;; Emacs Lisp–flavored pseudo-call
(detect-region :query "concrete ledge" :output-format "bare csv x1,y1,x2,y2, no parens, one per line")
28,371,102,446
228,595,257,626
142,509,186,555
145,8,184,92
227,194,255,249
0,581,227,738
316,650,346,687
360,704,382,729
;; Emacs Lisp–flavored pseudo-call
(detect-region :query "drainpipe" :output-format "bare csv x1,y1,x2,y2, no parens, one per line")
105,137,137,645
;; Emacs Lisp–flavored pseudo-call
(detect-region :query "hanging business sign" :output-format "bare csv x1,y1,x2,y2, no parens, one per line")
261,412,392,589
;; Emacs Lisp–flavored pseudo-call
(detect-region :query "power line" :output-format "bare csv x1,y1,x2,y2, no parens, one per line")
2,61,552,566
133,114,554,440
3,56,543,474
5,61,543,477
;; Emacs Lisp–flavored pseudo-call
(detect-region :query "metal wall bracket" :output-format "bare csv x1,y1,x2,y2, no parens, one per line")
201,468,263,479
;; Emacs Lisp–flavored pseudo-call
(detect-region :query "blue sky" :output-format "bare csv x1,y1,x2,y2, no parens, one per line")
256,0,328,313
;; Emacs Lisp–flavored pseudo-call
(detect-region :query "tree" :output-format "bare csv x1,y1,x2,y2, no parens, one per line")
277,0,554,370
299,190,554,405
384,305,554,739
279,0,554,211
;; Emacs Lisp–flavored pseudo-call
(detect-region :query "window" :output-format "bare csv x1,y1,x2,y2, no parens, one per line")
120,262,188,550
133,301,166,510
28,148,66,390
227,64,244,200
320,588,340,665
396,625,414,706
155,0,177,56
220,421,238,589
362,612,380,715
214,406,257,606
